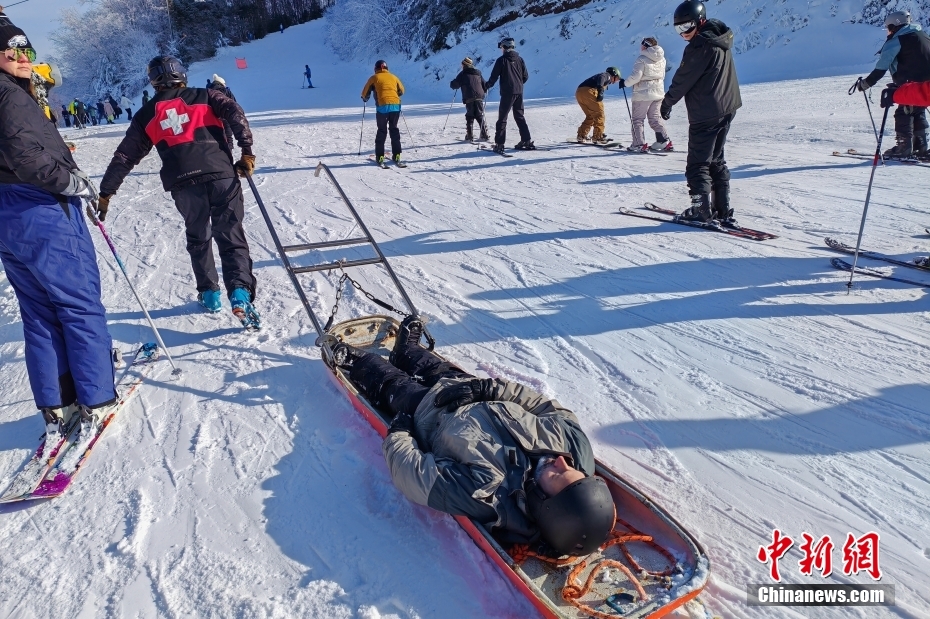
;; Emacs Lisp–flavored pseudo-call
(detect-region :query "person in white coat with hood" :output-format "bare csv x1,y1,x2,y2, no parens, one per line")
619,37,673,152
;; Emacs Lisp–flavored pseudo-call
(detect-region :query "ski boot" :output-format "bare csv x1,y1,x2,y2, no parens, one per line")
390,314,425,365
677,194,713,223
650,133,674,151
626,143,648,153
883,135,912,159
914,256,930,268
230,287,262,331
41,403,77,440
591,135,612,145
514,140,536,150
492,143,506,154
478,126,490,142
198,289,222,313
76,404,102,438
576,134,589,143
712,185,737,226
465,122,474,142
332,342,367,368
392,154,407,168
914,132,929,159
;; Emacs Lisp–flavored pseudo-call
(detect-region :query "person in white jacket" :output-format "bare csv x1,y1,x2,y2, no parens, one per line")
119,95,133,121
619,38,673,152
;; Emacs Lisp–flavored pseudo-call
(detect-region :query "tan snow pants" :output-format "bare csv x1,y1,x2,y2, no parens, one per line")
576,87,605,140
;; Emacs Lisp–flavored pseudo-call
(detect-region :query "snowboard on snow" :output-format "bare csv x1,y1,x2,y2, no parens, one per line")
319,316,709,619
566,139,623,149
0,343,162,503
618,203,778,241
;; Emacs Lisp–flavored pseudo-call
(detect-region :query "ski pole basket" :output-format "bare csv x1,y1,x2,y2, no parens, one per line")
244,163,434,347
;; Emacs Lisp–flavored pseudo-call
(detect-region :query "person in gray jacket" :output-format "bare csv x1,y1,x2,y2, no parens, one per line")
333,316,615,557
661,0,741,224
450,57,489,142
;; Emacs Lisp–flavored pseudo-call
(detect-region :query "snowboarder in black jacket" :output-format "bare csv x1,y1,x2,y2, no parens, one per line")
97,56,261,329
486,38,534,152
661,1,741,224
450,57,489,142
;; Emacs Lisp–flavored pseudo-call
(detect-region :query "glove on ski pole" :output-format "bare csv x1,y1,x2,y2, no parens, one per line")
84,202,182,377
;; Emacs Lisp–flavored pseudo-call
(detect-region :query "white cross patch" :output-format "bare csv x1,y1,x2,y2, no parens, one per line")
159,108,190,136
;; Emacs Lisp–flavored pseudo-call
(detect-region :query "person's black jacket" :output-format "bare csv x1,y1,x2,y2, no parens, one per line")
487,50,529,97
100,87,253,195
208,81,238,149
578,72,612,100
450,67,487,103
663,19,742,124
0,71,77,193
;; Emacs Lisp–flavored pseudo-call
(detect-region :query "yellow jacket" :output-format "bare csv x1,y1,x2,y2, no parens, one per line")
361,69,404,109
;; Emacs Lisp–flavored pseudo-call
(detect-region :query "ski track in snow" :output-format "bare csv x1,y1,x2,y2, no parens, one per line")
1,61,930,619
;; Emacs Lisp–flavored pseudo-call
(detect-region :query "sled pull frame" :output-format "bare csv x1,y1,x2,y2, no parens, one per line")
245,163,424,341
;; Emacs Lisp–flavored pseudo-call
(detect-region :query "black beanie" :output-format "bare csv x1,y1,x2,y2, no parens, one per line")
0,13,33,52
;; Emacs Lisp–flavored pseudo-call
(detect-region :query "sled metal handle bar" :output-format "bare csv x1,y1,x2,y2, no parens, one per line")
314,162,421,317
245,174,325,335
293,257,384,274
282,237,370,252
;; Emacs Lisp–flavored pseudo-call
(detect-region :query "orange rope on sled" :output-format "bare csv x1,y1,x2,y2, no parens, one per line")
510,522,679,619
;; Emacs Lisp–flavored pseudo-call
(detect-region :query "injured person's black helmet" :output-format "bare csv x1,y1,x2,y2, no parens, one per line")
527,476,615,556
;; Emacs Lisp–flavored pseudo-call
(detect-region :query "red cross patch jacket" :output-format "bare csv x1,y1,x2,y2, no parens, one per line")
100,87,253,195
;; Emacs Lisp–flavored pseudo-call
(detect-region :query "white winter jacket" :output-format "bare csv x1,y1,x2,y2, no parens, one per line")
624,45,666,102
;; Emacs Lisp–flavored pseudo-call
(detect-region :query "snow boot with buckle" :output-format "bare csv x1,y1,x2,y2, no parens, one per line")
492,143,506,154
514,140,536,150
465,121,474,142
914,132,929,159
712,185,735,224
198,289,222,313
390,314,425,365
230,287,262,330
677,194,713,223
332,342,367,368
883,135,913,159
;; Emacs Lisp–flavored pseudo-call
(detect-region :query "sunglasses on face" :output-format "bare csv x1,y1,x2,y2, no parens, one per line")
5,47,36,63
675,21,697,35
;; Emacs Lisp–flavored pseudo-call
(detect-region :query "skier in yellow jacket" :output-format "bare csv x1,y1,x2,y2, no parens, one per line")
361,60,405,167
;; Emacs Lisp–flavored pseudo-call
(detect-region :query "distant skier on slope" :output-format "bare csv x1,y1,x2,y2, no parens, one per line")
332,316,615,557
852,10,930,159
97,56,261,329
660,0,741,224
304,65,314,88
361,60,405,167
486,38,535,153
0,14,117,438
450,57,489,142
574,67,622,144
620,38,673,152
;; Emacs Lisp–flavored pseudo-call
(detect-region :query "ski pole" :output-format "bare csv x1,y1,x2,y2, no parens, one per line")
358,101,366,156
400,110,418,153
849,79,884,162
442,89,457,133
621,86,632,120
85,203,182,377
845,102,892,293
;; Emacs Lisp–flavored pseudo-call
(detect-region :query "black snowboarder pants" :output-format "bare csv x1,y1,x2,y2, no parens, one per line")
894,105,928,141
349,343,470,418
465,100,488,136
686,113,734,196
170,177,256,299
375,111,402,159
495,94,531,146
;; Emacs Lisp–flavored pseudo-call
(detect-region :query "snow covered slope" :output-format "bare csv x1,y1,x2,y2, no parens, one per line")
2,6,930,618
181,0,887,112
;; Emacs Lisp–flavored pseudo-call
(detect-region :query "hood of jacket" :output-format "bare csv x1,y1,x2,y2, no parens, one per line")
693,18,734,51
502,49,521,61
891,23,923,41
642,45,665,63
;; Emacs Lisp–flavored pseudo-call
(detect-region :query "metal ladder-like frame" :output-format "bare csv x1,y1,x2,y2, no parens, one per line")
244,163,424,341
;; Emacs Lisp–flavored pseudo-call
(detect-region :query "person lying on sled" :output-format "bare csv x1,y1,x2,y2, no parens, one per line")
332,316,615,557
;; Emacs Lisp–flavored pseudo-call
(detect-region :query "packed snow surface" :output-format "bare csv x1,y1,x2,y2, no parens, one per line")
3,13,930,619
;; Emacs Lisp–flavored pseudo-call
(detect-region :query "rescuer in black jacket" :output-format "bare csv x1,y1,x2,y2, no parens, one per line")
486,38,534,153
97,56,261,329
661,1,742,224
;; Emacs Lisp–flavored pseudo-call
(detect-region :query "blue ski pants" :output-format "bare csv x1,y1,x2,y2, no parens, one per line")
0,184,115,409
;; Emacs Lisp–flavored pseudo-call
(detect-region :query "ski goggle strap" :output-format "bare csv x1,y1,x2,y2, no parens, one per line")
675,20,697,35
5,47,36,62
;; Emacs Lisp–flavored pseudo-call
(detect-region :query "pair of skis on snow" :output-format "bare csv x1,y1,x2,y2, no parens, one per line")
0,343,161,504
824,238,930,288
565,139,674,156
619,203,778,241
832,148,930,168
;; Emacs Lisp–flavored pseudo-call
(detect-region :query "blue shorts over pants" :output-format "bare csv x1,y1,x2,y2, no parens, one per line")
0,184,115,409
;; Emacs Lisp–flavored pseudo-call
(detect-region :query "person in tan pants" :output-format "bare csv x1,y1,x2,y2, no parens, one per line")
575,67,621,143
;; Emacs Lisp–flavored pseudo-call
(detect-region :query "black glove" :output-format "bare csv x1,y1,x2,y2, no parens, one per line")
660,100,672,120
434,378,496,410
617,78,626,89
95,193,112,222
880,83,899,108
361,95,369,103
596,89,604,102
388,410,414,435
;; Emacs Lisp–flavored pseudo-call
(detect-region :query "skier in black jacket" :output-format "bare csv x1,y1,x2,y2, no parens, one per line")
661,1,741,224
97,56,261,330
853,11,930,158
208,74,237,152
450,57,489,142
486,38,534,152
0,13,117,435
